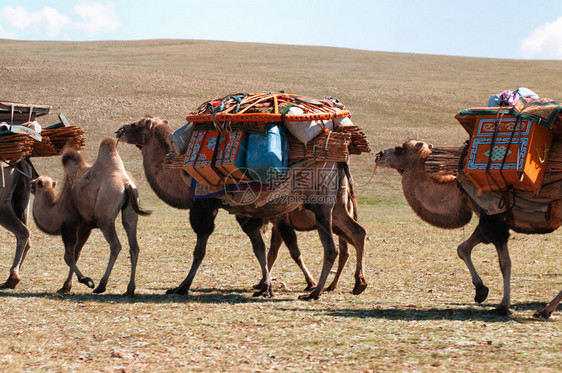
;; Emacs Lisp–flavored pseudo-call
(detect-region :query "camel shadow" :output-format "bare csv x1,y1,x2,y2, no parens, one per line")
278,301,552,322
0,287,294,305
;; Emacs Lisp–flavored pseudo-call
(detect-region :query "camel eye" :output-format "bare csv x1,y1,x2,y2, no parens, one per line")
395,146,404,155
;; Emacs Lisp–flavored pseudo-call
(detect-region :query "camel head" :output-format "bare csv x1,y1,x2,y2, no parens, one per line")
116,115,169,149
375,139,432,174
30,176,57,196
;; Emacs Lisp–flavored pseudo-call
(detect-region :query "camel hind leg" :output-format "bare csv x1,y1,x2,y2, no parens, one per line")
331,204,367,295
325,237,350,292
0,164,31,289
93,221,122,294
272,221,316,291
299,203,338,300
120,202,140,297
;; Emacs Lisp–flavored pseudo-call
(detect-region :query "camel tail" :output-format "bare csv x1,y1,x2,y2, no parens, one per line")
125,185,152,217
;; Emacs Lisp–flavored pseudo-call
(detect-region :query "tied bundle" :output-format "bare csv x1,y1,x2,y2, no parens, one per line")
0,133,35,161
33,126,86,156
288,131,352,162
425,146,466,177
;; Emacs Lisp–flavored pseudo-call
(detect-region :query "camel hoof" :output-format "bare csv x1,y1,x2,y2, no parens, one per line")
489,306,511,316
122,290,135,297
252,287,274,298
352,281,368,295
0,277,20,289
78,277,95,289
253,282,264,290
57,287,72,295
533,309,552,320
166,287,188,295
298,292,319,301
474,285,489,304
93,285,106,294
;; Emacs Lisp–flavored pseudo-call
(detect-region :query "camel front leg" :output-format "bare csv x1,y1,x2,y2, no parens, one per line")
237,216,273,297
534,290,562,319
61,225,95,291
59,226,91,294
300,204,337,300
94,223,122,294
167,199,218,295
457,226,489,304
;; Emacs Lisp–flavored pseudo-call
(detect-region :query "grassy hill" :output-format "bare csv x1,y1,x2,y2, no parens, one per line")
0,39,561,371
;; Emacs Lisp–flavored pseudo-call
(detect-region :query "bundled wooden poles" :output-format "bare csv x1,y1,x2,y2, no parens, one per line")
32,126,86,156
0,133,35,161
425,146,466,177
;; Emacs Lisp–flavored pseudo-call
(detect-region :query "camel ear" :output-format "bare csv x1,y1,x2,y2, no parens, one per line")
415,142,425,151
164,120,168,125
37,179,43,187
428,143,433,150
53,180,57,188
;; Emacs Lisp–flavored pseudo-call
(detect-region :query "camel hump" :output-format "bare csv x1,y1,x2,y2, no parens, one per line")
62,147,89,181
92,137,126,170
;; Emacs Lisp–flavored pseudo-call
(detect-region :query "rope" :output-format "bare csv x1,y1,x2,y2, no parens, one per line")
351,153,378,188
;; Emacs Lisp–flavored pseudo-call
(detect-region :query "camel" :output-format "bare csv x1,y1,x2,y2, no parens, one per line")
31,138,150,296
0,157,35,289
376,139,562,318
116,115,367,299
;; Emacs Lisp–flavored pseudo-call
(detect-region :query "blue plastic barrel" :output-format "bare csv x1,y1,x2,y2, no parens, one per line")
245,124,287,184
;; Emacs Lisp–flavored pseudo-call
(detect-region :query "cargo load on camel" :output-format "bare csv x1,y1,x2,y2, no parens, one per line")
0,100,85,162
165,92,371,201
425,94,562,228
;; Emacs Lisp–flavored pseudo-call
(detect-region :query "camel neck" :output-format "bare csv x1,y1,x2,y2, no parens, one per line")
32,188,62,235
401,162,472,229
140,127,193,209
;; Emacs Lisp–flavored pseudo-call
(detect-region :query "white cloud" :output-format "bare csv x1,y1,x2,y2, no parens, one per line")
1,6,70,37
0,2,120,39
74,2,120,33
520,17,562,59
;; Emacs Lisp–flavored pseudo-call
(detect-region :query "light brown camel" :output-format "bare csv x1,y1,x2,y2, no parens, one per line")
31,138,150,296
376,139,561,318
116,115,367,299
0,157,35,289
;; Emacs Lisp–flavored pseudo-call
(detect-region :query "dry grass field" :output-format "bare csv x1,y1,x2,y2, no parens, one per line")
0,39,561,371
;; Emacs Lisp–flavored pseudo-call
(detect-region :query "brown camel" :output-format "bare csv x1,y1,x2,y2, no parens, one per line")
31,138,150,296
116,115,367,299
376,139,562,318
0,157,35,289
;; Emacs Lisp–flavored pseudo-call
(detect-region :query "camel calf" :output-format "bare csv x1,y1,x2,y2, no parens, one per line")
31,138,150,296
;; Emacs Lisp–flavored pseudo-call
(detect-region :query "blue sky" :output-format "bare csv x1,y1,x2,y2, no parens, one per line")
1,0,561,59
